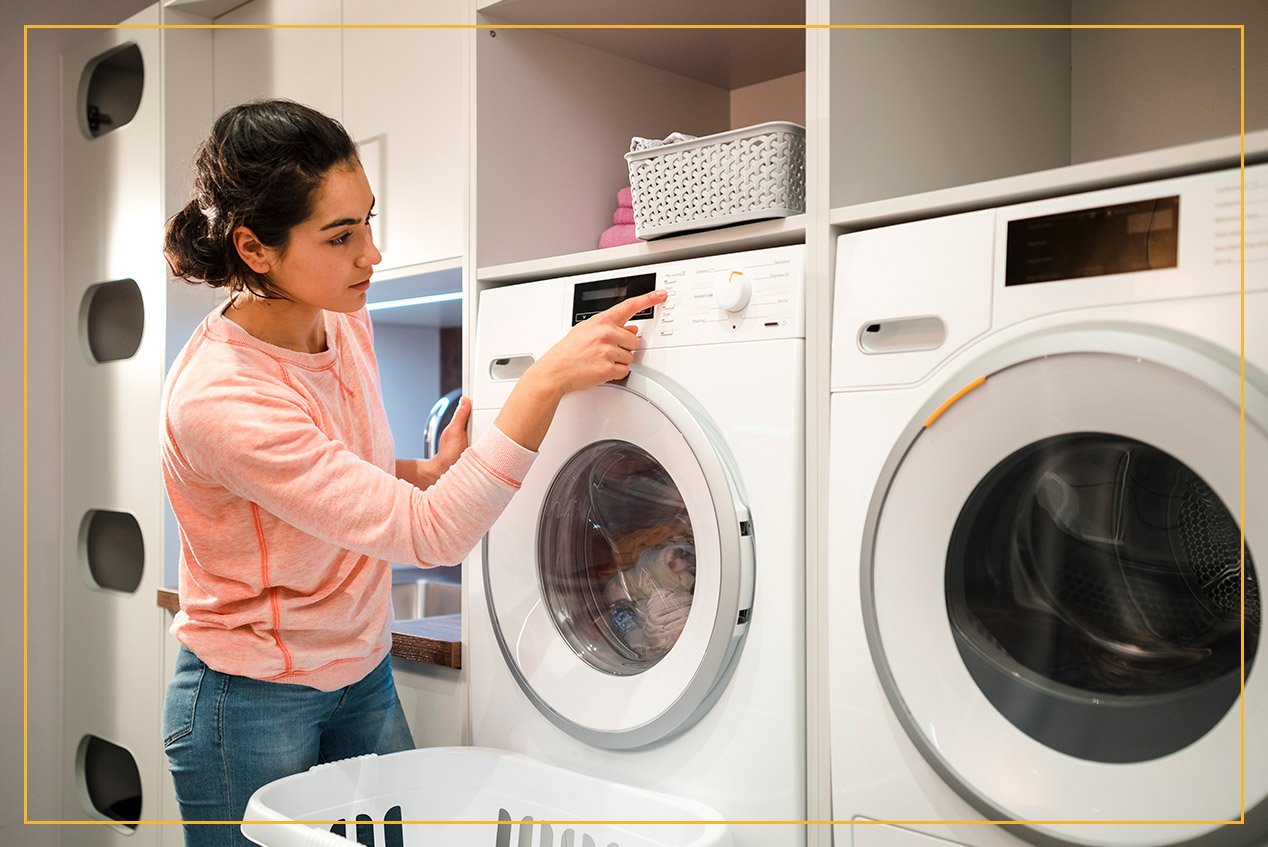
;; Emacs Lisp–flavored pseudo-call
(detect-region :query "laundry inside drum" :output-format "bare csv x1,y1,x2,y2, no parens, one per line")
538,440,696,676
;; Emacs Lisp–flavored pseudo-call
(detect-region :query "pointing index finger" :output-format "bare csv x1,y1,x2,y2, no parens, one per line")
604,288,668,323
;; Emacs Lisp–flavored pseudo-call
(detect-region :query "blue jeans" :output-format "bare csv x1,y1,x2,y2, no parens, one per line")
163,646,415,846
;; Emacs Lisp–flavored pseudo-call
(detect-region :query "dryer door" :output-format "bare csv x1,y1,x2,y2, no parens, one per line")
484,369,754,750
863,349,1265,846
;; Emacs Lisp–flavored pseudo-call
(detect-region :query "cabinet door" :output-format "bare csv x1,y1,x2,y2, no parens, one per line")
343,0,469,272
213,0,342,118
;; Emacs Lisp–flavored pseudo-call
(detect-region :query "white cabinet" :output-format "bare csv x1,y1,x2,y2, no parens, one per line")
474,0,806,272
828,0,1268,214
212,0,342,117
829,0,1072,208
212,0,471,276
343,0,470,273
391,660,468,748
60,10,166,844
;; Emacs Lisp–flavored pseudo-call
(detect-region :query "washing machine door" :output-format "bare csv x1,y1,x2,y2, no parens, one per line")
484,368,754,750
863,346,1265,846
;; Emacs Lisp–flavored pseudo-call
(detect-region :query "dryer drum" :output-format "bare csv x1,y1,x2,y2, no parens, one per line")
946,431,1258,763
1177,477,1261,624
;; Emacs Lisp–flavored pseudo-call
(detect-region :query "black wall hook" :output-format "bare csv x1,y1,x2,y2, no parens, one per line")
87,104,113,134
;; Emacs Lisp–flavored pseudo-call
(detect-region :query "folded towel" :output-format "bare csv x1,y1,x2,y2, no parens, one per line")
598,224,639,249
613,206,635,225
629,132,697,153
617,186,633,208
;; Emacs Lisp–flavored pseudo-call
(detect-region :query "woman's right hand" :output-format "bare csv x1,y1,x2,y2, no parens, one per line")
534,288,667,395
494,288,667,451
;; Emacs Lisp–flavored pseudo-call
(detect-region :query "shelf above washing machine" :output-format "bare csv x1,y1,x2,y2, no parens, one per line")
476,214,806,286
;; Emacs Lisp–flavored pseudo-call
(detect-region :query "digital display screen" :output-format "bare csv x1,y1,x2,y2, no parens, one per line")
581,285,629,302
571,273,657,325
1005,196,1179,286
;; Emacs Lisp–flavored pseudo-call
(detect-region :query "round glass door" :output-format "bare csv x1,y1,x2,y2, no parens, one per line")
863,349,1267,841
947,432,1259,763
483,373,753,749
539,440,697,676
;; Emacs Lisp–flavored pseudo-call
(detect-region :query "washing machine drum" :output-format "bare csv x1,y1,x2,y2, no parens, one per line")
484,375,754,750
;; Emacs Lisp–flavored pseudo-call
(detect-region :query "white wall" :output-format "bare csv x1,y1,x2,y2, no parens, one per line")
372,322,443,459
1,2,153,843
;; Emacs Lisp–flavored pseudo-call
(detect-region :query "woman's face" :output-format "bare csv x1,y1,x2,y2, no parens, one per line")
267,160,381,312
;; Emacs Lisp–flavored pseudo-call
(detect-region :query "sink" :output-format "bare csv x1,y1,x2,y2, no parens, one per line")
391,574,462,620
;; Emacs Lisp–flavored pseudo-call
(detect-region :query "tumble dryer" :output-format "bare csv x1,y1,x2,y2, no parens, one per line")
828,164,1265,847
470,245,806,845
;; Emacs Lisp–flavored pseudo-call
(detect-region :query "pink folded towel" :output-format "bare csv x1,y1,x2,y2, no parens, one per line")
617,186,633,208
598,224,639,249
613,206,635,225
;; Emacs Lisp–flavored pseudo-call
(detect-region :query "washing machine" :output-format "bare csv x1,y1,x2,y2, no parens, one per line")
469,245,807,845
827,164,1266,847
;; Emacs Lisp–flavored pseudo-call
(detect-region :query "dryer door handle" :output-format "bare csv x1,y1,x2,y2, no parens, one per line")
858,315,948,354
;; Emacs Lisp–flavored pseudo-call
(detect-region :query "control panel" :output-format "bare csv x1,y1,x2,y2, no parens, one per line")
570,244,805,347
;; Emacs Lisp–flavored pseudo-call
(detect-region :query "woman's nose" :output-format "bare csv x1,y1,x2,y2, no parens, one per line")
357,235,382,268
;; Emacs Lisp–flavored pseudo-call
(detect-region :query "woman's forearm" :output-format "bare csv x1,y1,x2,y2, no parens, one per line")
395,458,441,489
492,369,565,452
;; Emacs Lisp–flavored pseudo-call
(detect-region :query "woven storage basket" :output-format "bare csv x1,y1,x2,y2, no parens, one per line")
625,122,806,240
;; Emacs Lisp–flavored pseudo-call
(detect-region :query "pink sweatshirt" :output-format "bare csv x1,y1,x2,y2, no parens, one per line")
161,302,535,691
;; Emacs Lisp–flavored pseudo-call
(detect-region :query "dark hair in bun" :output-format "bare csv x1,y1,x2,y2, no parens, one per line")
164,98,359,298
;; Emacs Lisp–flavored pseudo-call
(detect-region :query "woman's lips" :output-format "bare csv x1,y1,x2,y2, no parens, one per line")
351,280,370,292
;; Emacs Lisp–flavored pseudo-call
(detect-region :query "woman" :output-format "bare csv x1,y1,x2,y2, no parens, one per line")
159,98,664,845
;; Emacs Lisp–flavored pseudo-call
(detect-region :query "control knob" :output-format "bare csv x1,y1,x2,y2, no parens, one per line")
713,271,752,312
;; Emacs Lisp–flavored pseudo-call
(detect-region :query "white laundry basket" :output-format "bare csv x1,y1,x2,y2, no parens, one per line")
624,121,806,240
241,746,733,847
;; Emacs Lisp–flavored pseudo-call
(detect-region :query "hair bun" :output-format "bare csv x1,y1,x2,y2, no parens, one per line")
164,200,233,287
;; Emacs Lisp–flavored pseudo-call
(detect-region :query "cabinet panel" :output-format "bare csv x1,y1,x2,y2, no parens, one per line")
61,11,166,843
830,0,1072,208
343,0,469,272
1071,0,1265,164
391,661,468,748
476,24,732,268
473,1,806,270
212,0,342,117
829,0,1268,212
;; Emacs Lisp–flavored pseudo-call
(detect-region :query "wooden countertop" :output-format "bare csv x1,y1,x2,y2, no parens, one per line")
156,588,461,670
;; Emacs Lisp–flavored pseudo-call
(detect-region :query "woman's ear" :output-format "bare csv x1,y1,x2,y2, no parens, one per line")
232,225,275,274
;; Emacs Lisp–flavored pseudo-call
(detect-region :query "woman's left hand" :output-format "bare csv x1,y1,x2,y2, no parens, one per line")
395,396,471,490
431,395,471,475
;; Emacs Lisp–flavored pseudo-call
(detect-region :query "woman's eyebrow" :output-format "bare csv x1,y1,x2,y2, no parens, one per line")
319,199,376,231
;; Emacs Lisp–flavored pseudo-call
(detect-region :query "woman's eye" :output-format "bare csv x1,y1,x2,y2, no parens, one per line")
331,232,351,245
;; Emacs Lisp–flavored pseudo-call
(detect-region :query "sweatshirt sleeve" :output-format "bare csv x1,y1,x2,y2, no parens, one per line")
166,379,536,567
